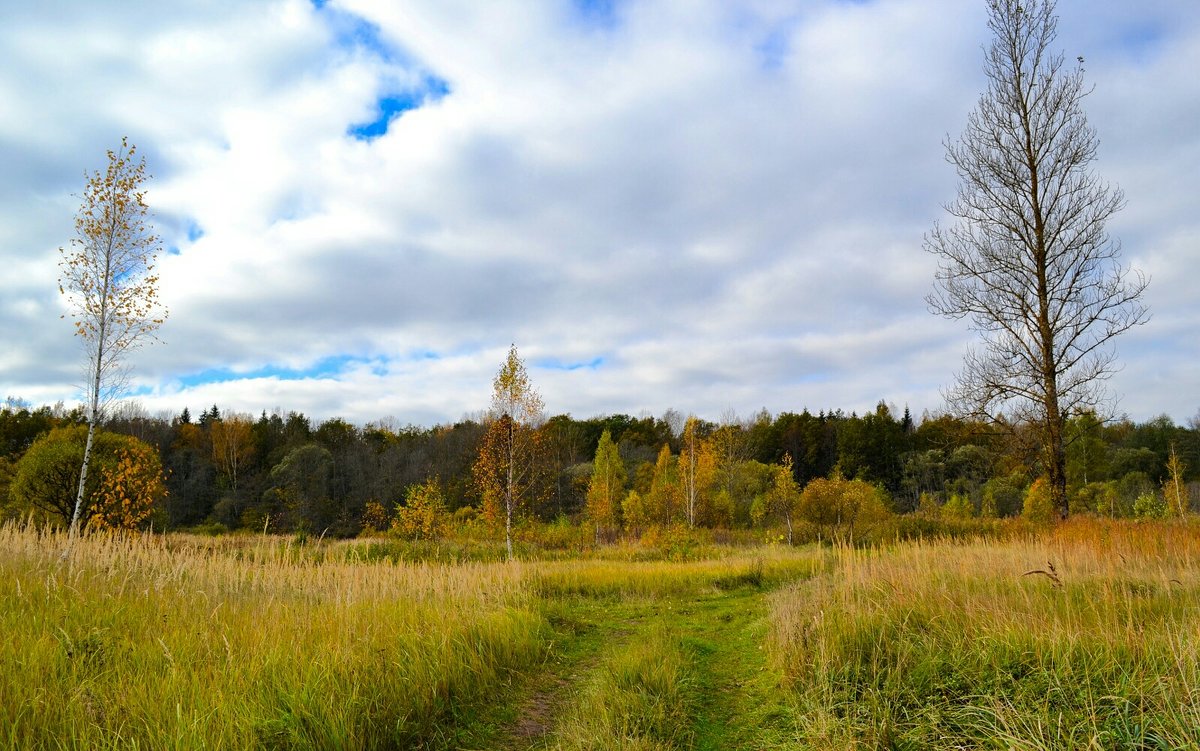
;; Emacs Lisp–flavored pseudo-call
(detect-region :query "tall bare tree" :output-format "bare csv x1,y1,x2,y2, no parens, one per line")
58,138,167,535
925,0,1147,517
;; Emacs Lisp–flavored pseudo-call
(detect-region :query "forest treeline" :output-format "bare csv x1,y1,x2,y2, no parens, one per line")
1,398,1198,538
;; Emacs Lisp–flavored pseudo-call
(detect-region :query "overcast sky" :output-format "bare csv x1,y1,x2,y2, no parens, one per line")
2,0,1197,428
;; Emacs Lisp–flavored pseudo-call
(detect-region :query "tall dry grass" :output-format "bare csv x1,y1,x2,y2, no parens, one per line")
0,525,820,749
769,517,1200,749
0,524,544,749
530,549,821,600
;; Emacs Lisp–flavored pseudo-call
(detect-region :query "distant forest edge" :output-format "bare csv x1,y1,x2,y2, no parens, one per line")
2,396,1197,542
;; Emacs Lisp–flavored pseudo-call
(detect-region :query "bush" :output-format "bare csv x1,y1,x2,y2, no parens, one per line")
798,475,894,541
1133,491,1167,520
211,497,240,529
9,425,165,529
391,479,449,540
943,493,975,519
982,473,1027,518
1022,477,1055,524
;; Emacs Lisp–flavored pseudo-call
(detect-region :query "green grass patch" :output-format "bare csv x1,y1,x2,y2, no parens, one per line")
551,624,699,751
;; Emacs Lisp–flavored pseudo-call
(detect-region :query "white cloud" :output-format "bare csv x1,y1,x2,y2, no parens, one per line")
2,0,1198,426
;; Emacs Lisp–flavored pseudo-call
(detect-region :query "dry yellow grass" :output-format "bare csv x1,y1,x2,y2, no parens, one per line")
0,524,542,749
769,518,1200,749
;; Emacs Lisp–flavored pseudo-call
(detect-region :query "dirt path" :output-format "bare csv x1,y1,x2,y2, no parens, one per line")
454,597,655,751
457,580,799,751
682,588,799,750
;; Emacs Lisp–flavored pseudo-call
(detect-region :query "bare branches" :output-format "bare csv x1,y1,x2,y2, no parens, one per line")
925,0,1148,515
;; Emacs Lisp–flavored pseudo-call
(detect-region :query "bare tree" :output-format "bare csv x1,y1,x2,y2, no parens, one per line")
925,0,1147,518
58,138,167,536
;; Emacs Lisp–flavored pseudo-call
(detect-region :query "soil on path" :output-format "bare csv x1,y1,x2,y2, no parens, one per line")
461,579,799,751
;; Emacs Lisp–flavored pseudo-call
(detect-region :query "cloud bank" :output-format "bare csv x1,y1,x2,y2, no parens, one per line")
2,0,1197,426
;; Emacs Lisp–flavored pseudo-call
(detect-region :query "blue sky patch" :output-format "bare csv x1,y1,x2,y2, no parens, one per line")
573,0,620,29
756,28,791,70
311,3,451,141
314,2,394,61
1115,23,1165,64
535,356,606,372
178,355,370,388
349,76,450,141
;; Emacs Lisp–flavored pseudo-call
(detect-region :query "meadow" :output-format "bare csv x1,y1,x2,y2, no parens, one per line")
1,519,1197,749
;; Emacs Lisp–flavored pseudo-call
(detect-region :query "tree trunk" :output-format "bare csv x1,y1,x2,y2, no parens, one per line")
1044,409,1068,519
505,419,515,560
69,418,97,535
70,332,106,537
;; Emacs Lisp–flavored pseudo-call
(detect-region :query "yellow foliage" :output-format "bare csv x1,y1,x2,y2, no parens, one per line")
392,479,448,541
88,446,165,531
943,493,975,520
586,429,625,537
1022,477,1056,524
1163,445,1189,517
622,489,648,535
678,417,717,527
361,500,390,533
798,474,887,530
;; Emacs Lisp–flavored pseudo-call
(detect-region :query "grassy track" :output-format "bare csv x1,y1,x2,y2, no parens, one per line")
464,556,812,751
7,520,1197,749
684,587,798,750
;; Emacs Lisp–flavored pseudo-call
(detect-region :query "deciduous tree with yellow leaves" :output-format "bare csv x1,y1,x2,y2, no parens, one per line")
10,425,165,529
211,413,255,494
679,416,716,527
473,346,545,559
585,429,625,543
58,138,167,537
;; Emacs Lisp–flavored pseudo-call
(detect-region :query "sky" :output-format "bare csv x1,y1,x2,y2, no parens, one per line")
1,0,1198,428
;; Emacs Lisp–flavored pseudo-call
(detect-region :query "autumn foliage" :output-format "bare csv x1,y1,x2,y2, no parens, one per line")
10,425,165,530
391,478,449,540
472,347,547,558
90,446,163,530
58,137,167,535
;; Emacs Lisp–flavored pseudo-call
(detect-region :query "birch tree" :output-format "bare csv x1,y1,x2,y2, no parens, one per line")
58,138,167,537
473,345,544,559
764,454,801,545
678,416,715,527
585,429,625,543
211,413,255,494
1163,444,1188,517
925,0,1147,518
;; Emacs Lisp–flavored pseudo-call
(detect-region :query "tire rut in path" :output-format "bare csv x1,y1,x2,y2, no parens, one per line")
490,603,648,751
679,587,799,751
480,584,797,751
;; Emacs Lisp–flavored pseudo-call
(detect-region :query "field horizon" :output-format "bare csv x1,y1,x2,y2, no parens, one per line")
2,517,1197,749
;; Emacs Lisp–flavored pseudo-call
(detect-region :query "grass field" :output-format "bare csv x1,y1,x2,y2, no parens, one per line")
770,520,1200,749
2,519,1197,749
